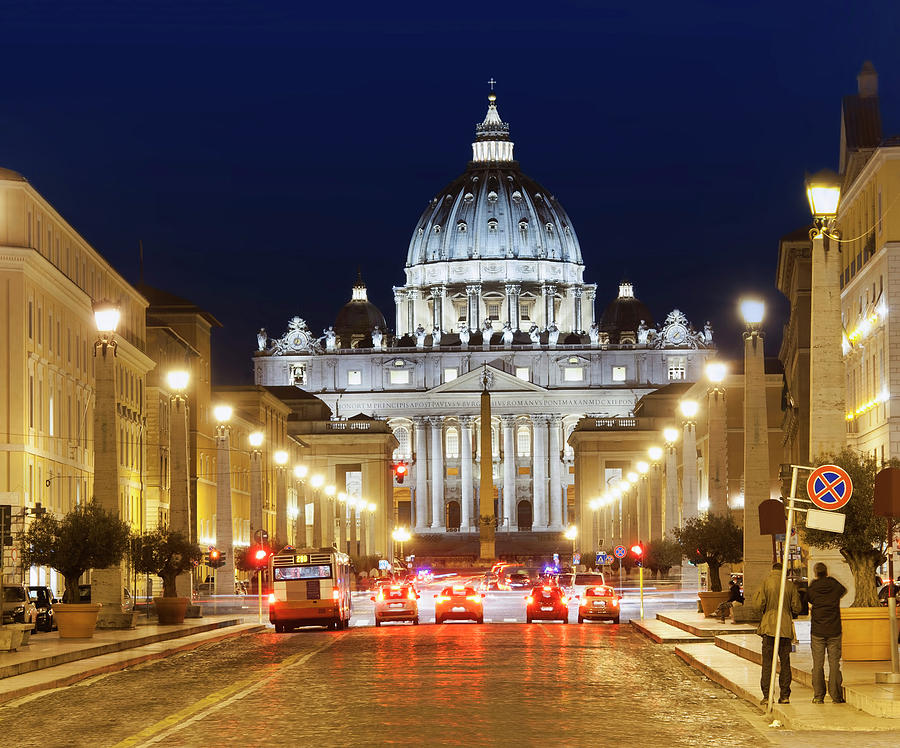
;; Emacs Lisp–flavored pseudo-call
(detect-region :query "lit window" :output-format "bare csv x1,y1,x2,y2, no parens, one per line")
667,357,686,381
390,369,410,385
516,367,530,381
517,427,530,457
445,428,459,459
612,366,626,382
347,370,362,386
487,304,500,320
564,367,584,382
443,368,458,382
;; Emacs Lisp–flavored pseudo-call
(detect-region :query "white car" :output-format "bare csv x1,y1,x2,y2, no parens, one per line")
561,571,609,600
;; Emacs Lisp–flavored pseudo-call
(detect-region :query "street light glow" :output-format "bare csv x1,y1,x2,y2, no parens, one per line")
274,450,288,466
706,361,727,383
740,299,765,326
167,370,189,392
324,485,336,496
805,168,841,218
648,446,663,462
564,525,577,540
679,399,699,419
367,502,376,512
93,300,121,334
337,491,347,502
637,460,649,474
213,405,232,423
627,471,638,483
249,431,264,448
392,527,411,542
663,427,679,444
310,474,325,488
293,464,308,479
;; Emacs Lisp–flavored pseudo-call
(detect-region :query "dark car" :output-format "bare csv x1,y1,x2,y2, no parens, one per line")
526,584,570,624
27,585,57,631
65,584,134,612
507,570,540,589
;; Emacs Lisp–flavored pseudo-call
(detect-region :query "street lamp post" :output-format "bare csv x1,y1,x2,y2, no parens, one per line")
662,427,680,538
564,525,578,565
647,445,663,541
274,450,289,545
249,432,264,545
361,502,376,556
679,400,700,524
167,370,193,599
213,405,236,597
337,492,348,553
636,461,649,546
741,298,771,595
310,474,324,546
705,362,729,516
324,485,337,547
92,300,133,628
348,496,358,555
293,464,308,547
392,527,411,575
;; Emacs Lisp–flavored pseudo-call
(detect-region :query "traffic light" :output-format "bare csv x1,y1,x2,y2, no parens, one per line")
631,543,644,568
250,546,271,569
393,461,408,484
208,547,226,569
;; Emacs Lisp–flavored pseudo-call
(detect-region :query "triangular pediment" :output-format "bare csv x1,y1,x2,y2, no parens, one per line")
428,364,546,394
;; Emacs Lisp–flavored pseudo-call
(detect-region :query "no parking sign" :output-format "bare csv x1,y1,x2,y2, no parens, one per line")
613,545,626,559
807,464,853,511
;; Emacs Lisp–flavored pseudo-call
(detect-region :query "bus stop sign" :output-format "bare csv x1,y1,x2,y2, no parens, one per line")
807,464,853,511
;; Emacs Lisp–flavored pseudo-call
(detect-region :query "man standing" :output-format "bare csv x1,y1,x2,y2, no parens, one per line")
806,561,847,704
752,562,802,704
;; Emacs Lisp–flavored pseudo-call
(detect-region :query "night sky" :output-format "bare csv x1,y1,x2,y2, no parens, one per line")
2,1,899,384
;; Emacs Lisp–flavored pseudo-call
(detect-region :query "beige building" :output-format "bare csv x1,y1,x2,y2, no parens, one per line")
0,167,152,590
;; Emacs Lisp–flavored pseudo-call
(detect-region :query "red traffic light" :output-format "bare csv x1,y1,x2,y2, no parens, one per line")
254,548,268,562
209,548,220,561
393,462,408,484
630,544,643,556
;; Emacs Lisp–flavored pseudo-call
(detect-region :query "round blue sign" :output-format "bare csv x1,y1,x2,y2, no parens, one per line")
614,545,626,558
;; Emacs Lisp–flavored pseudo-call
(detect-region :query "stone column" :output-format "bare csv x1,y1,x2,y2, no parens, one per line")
359,505,368,557
543,285,557,328
394,290,405,338
170,395,193,598
92,340,133,627
249,448,263,541
459,415,475,531
407,290,417,336
638,474,649,544
707,384,728,516
312,487,323,547
214,424,236,597
429,416,445,530
548,416,563,529
586,287,596,326
505,284,521,331
275,466,288,547
664,441,679,537
743,325,771,596
414,417,429,531
349,502,358,556
572,286,583,333
338,497,348,553
466,285,481,332
532,415,549,529
431,286,446,333
501,415,518,531
296,479,309,548
809,231,846,459
681,420,699,523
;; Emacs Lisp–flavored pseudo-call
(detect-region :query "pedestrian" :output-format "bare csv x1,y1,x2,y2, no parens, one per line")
713,579,745,621
752,562,802,705
806,562,847,704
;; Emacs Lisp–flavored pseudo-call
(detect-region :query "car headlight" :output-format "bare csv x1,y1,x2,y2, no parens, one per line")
14,605,24,613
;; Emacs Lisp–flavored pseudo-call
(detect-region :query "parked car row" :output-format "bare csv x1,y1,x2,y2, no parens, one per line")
2,583,140,633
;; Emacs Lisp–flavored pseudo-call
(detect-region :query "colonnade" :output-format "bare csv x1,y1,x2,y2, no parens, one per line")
411,413,566,532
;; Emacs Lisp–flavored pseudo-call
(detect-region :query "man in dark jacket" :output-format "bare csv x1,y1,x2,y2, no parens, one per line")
806,562,847,704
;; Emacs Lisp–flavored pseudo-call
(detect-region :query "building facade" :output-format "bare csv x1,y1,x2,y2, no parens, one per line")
254,93,715,550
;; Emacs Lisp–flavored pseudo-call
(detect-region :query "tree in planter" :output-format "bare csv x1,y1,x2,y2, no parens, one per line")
800,448,898,607
643,537,682,579
20,501,131,605
131,528,202,597
672,513,743,592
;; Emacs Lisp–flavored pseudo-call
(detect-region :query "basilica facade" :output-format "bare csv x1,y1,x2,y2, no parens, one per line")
253,92,714,543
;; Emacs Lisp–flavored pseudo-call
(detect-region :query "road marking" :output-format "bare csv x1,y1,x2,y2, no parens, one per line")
113,633,345,747
503,618,518,622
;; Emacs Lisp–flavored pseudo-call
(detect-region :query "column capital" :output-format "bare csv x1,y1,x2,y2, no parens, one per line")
547,414,563,427
407,288,420,300
412,415,429,426
504,283,521,295
531,414,551,426
458,414,476,428
500,414,518,428
427,415,444,428
542,284,557,295
570,286,583,299
465,283,482,295
429,285,447,299
393,289,406,303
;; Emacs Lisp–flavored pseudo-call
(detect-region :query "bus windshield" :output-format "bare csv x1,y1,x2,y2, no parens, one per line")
274,565,332,581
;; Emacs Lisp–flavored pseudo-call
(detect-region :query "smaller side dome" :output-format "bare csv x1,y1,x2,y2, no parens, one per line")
0,167,26,182
599,282,654,344
334,272,387,349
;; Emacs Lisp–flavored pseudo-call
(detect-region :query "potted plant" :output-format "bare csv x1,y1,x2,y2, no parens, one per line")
644,537,682,579
673,513,743,616
132,528,202,624
20,501,131,638
800,448,897,660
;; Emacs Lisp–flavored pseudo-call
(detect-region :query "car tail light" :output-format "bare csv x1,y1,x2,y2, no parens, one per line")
526,596,534,604
611,598,619,607
407,588,416,600
466,595,481,603
377,590,385,602
267,593,276,604
561,596,568,605
435,596,450,603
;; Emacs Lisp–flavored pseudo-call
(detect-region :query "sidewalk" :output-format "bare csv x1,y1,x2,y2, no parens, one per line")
634,609,900,730
0,615,263,704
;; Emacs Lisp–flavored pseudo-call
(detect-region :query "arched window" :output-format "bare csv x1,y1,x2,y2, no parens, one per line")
393,426,410,460
517,426,530,457
457,221,467,233
487,218,498,232
445,427,459,459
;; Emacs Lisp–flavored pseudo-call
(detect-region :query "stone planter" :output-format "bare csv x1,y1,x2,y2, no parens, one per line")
154,596,189,625
841,607,893,661
698,590,731,617
53,603,102,638
0,626,26,651
10,623,33,646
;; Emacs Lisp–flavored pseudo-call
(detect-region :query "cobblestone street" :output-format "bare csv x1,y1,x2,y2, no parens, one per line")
0,624,799,747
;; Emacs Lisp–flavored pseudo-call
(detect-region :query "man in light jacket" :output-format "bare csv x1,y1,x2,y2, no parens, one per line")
752,562,802,704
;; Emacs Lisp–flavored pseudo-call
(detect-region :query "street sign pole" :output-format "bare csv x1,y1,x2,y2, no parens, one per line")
258,569,263,624
639,564,644,621
888,525,899,677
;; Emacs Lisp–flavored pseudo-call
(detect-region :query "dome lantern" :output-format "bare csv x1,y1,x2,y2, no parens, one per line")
472,91,514,163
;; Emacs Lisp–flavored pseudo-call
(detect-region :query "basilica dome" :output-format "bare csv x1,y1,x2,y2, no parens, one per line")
406,94,583,268
334,274,386,348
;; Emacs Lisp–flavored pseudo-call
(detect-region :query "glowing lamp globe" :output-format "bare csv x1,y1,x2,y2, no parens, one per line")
805,168,841,218
167,370,189,392
249,431,264,448
213,405,232,423
648,446,663,462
